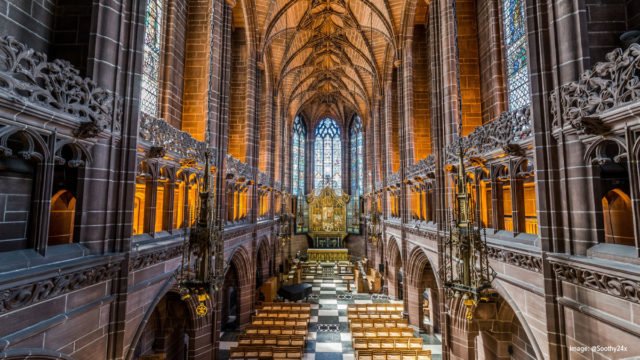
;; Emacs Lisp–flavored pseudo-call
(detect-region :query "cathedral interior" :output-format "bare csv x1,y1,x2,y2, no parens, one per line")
0,0,639,359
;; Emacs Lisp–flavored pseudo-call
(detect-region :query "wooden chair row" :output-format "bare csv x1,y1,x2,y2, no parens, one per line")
353,338,423,351
348,304,403,313
237,334,305,348
257,303,311,311
347,312,403,320
229,346,303,359
252,316,308,327
349,319,409,329
245,325,308,337
256,310,310,319
351,327,414,339
356,350,432,360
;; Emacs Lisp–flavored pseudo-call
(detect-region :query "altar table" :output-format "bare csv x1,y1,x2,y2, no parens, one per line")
306,248,349,262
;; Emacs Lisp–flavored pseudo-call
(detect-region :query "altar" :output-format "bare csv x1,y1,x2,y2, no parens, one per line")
307,248,349,262
306,186,350,248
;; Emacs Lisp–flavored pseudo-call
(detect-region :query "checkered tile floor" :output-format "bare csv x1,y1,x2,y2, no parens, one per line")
219,273,442,360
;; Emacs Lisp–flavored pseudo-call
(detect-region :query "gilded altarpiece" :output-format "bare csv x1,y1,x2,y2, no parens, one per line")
307,186,350,247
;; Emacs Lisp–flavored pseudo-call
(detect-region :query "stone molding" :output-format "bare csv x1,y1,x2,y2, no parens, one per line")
550,260,640,304
129,244,184,272
391,225,543,273
0,36,119,137
139,113,211,163
406,155,436,180
403,223,439,241
226,154,253,180
552,44,640,134
0,261,121,314
224,223,256,239
387,171,401,186
257,171,270,187
486,245,542,273
445,106,532,164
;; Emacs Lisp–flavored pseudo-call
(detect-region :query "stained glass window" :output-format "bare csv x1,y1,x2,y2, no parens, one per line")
502,0,530,111
292,116,306,196
141,0,164,116
350,116,364,197
314,118,342,190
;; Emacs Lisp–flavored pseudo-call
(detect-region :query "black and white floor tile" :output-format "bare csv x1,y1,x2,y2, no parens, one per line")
218,272,442,360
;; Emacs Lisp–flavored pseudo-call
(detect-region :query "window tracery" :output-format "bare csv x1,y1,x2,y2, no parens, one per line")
314,118,342,190
350,116,364,197
141,0,164,116
502,0,530,110
292,116,306,196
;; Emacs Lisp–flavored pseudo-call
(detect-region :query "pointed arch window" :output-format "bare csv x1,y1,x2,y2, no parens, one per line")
502,0,530,110
314,118,342,190
350,116,364,196
292,116,306,196
141,0,165,116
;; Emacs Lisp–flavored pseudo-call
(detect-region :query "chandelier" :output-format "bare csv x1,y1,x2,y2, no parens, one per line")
177,150,224,317
440,0,494,321
441,143,494,320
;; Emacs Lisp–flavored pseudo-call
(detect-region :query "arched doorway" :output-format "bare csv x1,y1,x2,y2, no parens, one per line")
222,262,239,331
133,292,194,360
473,296,538,360
255,237,271,289
386,238,403,299
406,248,440,333
222,248,254,330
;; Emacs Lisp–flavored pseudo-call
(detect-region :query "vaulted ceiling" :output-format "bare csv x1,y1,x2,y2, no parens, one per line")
241,0,410,126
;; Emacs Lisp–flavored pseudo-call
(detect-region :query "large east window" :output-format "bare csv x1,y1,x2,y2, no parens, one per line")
314,118,342,190
141,0,164,116
502,0,530,111
292,116,306,196
350,116,363,196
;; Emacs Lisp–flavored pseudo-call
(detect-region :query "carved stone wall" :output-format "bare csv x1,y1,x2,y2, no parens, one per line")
0,36,120,137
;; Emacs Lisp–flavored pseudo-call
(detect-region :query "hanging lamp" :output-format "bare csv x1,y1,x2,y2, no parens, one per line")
440,0,495,321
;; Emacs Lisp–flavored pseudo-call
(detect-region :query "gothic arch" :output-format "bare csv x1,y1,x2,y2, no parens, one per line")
0,126,49,162
406,247,440,289
226,246,254,287
53,140,93,166
255,235,273,286
223,246,254,328
0,349,76,360
488,280,544,360
406,247,441,331
386,235,402,266
125,274,212,360
385,236,403,298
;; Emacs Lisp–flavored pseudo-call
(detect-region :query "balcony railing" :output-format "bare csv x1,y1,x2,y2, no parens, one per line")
445,105,532,164
138,113,211,163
